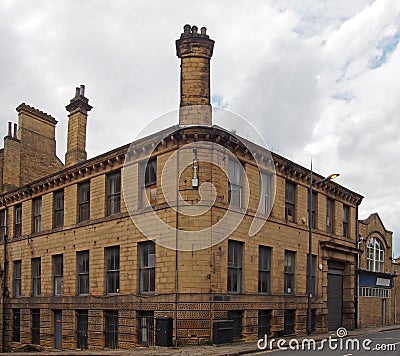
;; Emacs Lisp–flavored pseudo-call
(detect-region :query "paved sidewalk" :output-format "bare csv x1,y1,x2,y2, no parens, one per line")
6,324,400,355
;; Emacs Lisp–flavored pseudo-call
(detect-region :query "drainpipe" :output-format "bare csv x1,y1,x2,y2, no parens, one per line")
2,206,8,352
355,203,360,329
174,134,180,347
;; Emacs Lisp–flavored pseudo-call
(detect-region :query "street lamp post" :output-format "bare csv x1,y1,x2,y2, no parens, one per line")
307,161,339,336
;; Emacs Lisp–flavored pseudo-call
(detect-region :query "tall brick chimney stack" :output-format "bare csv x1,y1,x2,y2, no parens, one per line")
176,24,214,126
65,85,92,167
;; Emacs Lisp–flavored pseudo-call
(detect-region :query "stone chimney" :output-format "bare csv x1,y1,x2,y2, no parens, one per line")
176,24,214,126
65,85,92,167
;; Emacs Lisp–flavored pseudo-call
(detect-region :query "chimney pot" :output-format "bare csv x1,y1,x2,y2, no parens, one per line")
184,24,191,33
8,122,12,137
200,27,207,35
75,87,80,98
13,123,17,138
192,25,198,34
80,85,85,97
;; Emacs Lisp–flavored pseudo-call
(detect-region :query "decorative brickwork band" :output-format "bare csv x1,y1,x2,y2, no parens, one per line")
176,25,214,126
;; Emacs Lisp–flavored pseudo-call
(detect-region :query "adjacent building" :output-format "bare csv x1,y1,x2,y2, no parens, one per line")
0,24,397,351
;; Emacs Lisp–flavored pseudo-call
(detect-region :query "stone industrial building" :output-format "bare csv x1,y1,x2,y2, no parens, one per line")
0,25,397,351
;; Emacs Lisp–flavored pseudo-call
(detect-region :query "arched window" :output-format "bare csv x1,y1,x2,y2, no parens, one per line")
366,237,384,272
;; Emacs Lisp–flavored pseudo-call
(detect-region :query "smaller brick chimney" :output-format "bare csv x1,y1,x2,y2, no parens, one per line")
65,85,92,167
176,24,214,126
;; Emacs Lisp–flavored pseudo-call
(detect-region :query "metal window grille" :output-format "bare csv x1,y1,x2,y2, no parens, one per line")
107,171,121,215
53,254,63,296
33,198,42,233
139,241,155,293
32,258,41,296
13,309,20,342
77,251,89,295
78,181,90,222
14,205,22,238
228,310,243,340
76,310,88,349
13,260,21,297
137,312,154,346
228,241,243,293
54,190,64,228
31,309,40,345
258,310,271,337
105,311,118,349
258,246,271,294
284,310,295,336
360,287,390,298
106,246,120,294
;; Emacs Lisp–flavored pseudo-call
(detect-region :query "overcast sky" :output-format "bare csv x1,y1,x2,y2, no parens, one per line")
1,0,399,256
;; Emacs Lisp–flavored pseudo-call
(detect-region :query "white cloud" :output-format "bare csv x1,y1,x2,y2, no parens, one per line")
0,0,399,256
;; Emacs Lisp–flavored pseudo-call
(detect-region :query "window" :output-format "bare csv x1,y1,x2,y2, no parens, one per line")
228,159,243,208
258,310,271,337
76,310,88,349
77,251,89,295
228,240,243,293
0,209,6,242
140,159,157,207
285,182,295,222
31,309,40,345
284,251,295,295
307,254,317,296
308,190,317,229
107,171,121,216
13,260,22,297
78,181,90,222
54,190,64,228
105,311,118,349
326,198,334,233
14,204,22,238
12,309,20,342
137,311,154,346
106,246,120,294
144,159,157,186
367,237,385,272
33,198,42,233
139,241,155,293
260,172,272,215
32,258,41,296
284,309,295,336
258,246,271,294
53,254,63,296
343,204,350,237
